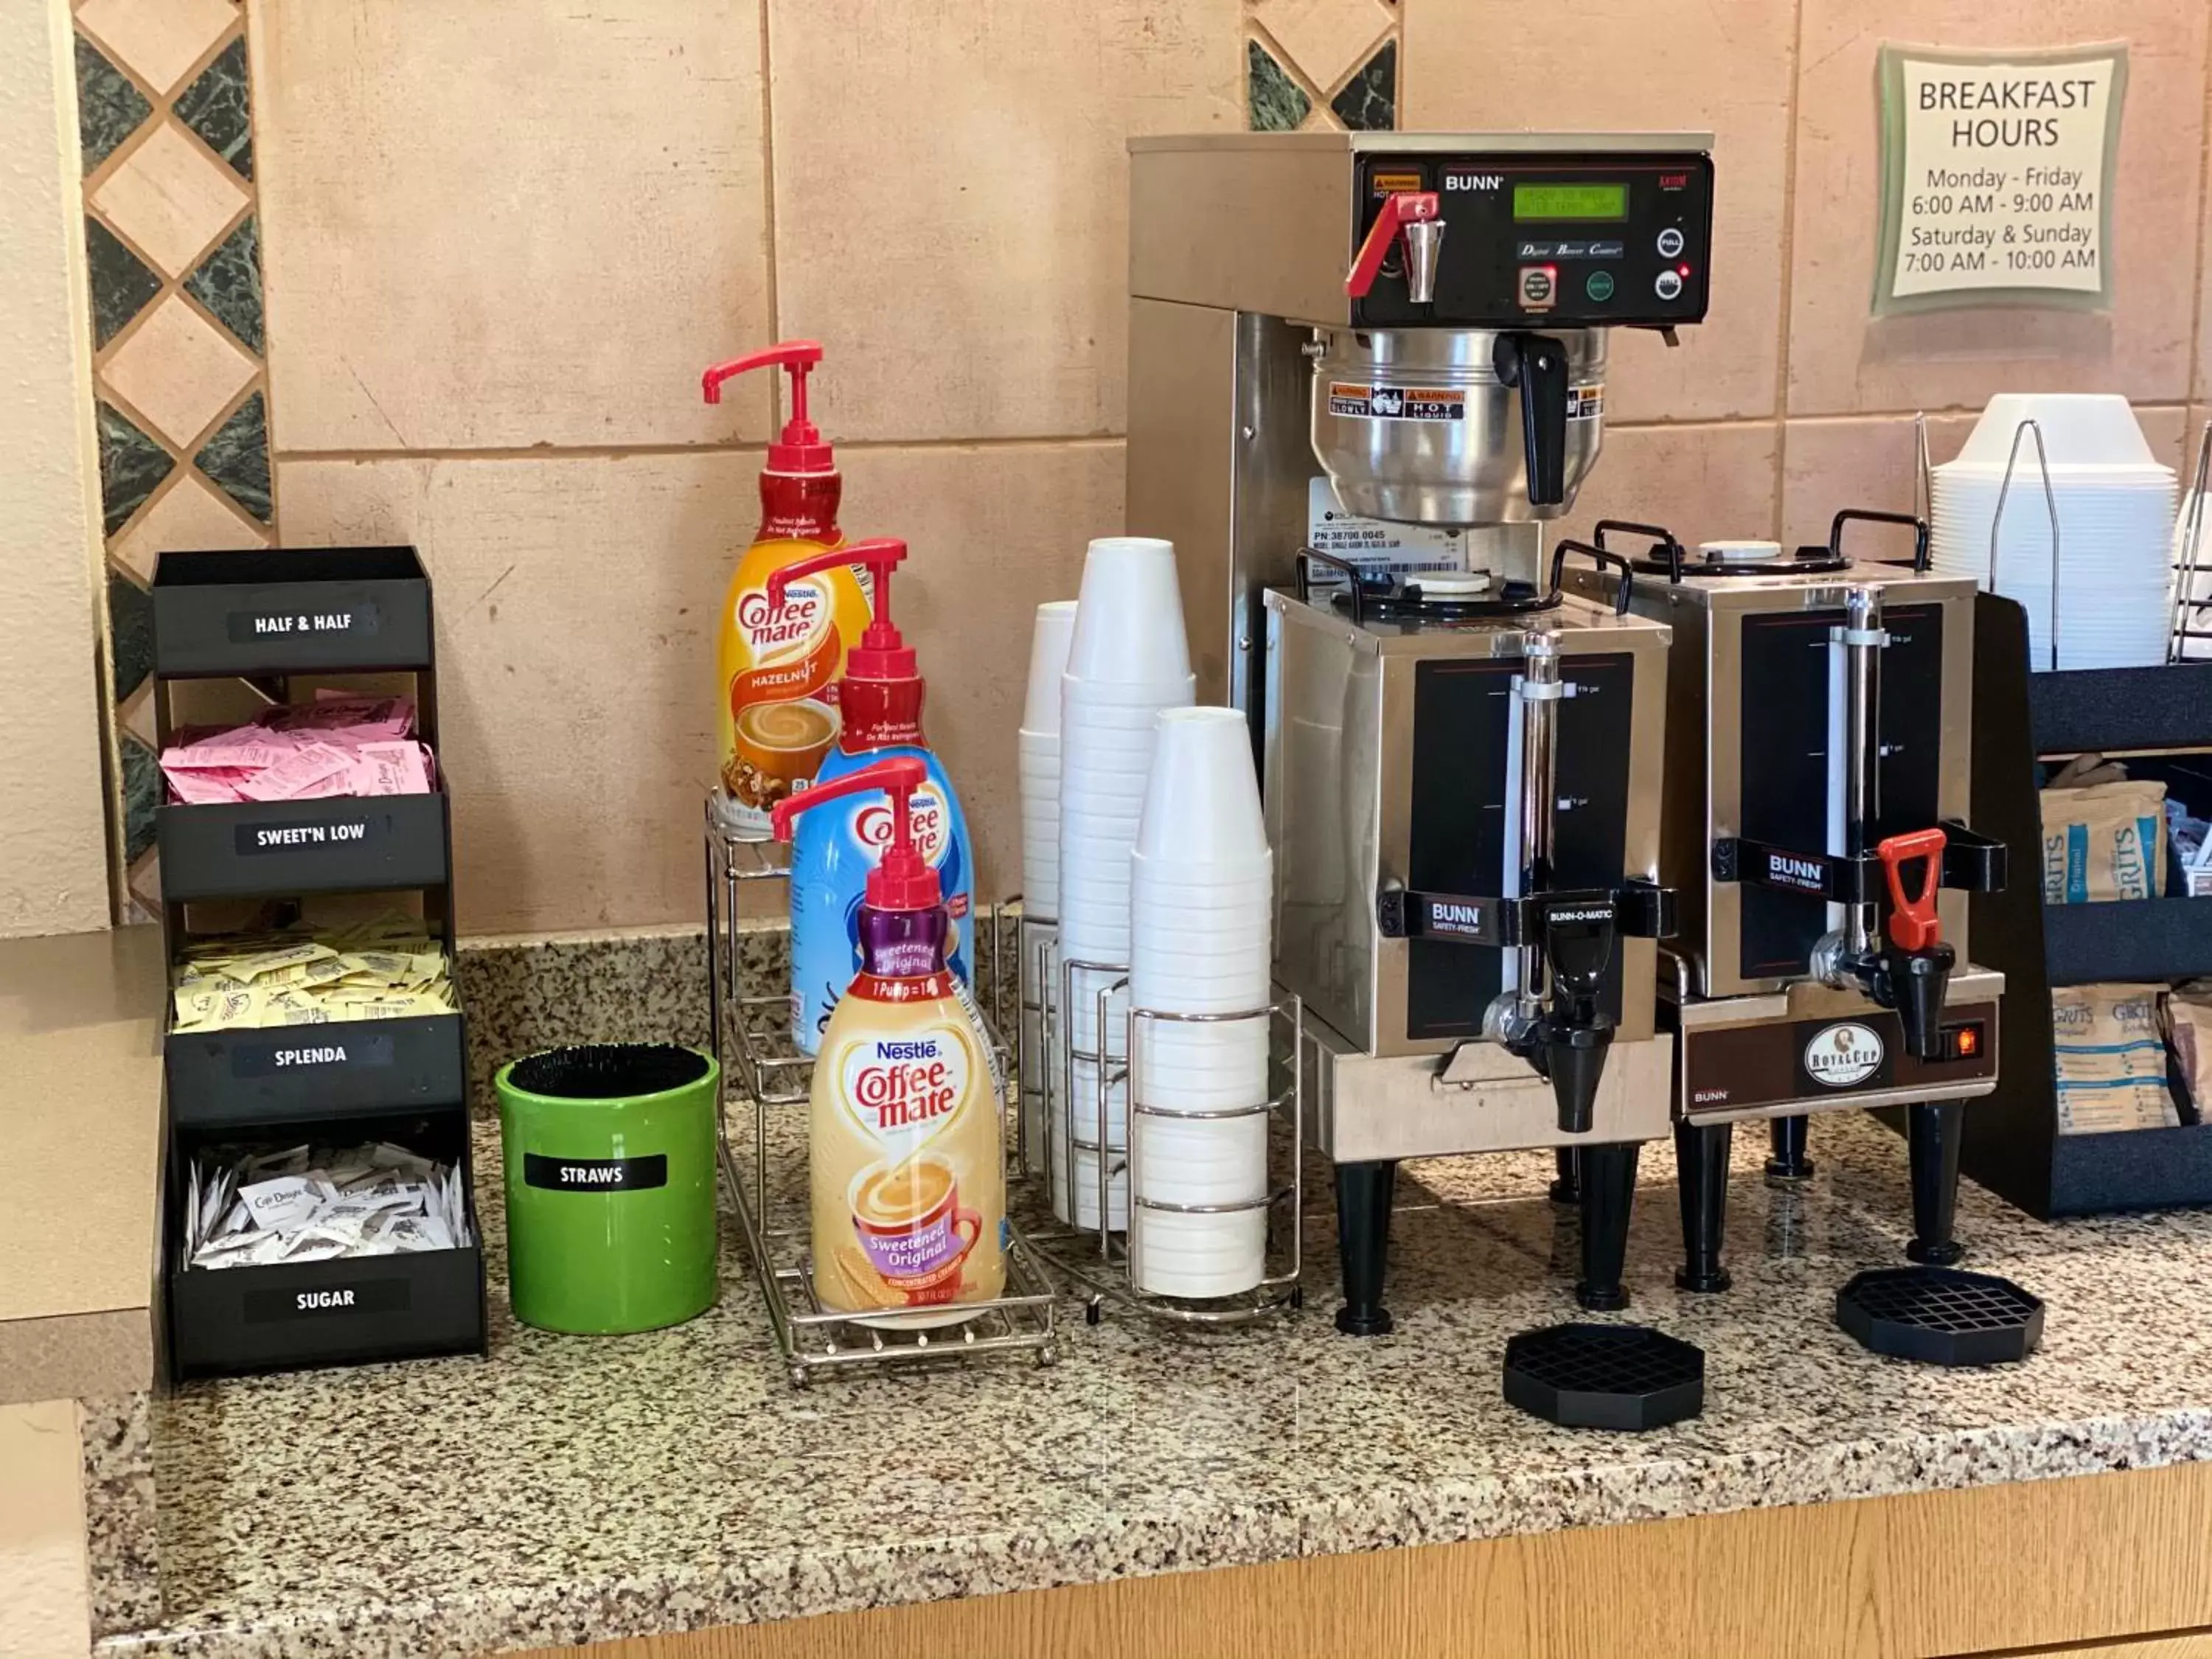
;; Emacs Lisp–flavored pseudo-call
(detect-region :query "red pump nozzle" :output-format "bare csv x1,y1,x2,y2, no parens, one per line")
771,756,938,911
1877,828,1948,953
770,538,914,680
700,340,834,474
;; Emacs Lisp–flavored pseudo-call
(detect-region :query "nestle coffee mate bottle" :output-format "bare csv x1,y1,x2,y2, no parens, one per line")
772,757,1005,1326
769,537,976,1056
700,341,872,837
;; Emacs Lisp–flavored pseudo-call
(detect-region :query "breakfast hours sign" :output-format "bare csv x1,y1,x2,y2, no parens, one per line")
1873,42,2126,313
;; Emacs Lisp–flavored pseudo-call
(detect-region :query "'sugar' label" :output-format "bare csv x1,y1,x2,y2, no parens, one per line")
231,1033,397,1078
523,1153,669,1192
243,1278,410,1322
1326,382,1467,422
235,818,376,854
225,602,381,643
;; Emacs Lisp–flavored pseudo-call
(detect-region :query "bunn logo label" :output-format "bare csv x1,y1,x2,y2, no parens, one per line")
1444,172,1505,191
1767,852,1826,891
1804,1021,1885,1088
1433,902,1486,934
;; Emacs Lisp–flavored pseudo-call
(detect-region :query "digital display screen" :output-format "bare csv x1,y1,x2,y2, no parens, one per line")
1513,183,1629,221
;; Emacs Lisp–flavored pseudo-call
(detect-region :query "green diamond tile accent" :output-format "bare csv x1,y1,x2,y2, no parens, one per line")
97,403,175,537
1331,41,1397,133
122,735,160,864
1248,40,1310,133
184,215,263,353
173,37,251,180
75,33,151,174
86,218,161,349
195,391,271,523
108,571,154,701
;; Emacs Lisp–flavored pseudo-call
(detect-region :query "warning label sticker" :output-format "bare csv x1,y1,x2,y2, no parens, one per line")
1326,383,1467,422
1566,381,1605,421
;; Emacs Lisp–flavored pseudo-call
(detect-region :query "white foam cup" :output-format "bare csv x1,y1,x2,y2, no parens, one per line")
1135,708,1265,865
1066,538,1192,686
1133,1110,1268,1207
1022,600,1081,734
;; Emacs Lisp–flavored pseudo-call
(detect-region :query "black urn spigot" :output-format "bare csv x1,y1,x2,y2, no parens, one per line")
1526,892,1621,1135
1875,939,1957,1062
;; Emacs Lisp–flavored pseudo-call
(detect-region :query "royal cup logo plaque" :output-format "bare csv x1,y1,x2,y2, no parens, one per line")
1805,1021,1886,1089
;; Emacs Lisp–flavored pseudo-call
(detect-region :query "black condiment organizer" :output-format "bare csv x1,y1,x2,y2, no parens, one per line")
150,546,485,1378
1930,595,2212,1217
167,1108,484,1378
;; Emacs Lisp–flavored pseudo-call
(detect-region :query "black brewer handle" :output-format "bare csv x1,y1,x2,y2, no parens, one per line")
1550,539,1636,616
1492,332,1570,507
1828,508,1930,572
1295,544,1369,625
1594,519,1688,583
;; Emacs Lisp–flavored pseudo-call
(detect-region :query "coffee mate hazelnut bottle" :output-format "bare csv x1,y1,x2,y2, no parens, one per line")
701,341,872,838
772,757,1006,1325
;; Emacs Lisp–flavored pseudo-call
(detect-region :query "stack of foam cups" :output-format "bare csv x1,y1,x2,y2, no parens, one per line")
1127,707,1272,1298
1018,601,1079,1166
1054,538,1194,1231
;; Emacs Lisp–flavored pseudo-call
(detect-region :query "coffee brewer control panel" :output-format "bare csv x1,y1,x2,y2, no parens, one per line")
1351,150,1714,330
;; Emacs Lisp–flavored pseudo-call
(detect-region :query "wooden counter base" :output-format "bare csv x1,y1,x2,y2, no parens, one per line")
529,1461,2212,1659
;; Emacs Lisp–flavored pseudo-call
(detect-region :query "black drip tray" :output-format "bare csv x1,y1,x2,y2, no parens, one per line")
1502,1322,1705,1431
1835,1266,2044,1366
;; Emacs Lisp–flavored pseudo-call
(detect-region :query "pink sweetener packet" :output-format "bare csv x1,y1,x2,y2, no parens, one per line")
164,740,291,771
236,742,353,802
271,696,414,737
352,740,433,796
165,767,253,805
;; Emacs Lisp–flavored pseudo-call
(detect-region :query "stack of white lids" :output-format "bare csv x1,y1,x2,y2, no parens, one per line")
1928,394,2176,669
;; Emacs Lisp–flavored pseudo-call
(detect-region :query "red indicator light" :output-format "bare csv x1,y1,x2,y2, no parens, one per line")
1677,263,1693,277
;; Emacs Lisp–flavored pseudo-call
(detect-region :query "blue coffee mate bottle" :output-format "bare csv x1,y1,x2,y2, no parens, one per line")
776,538,975,1056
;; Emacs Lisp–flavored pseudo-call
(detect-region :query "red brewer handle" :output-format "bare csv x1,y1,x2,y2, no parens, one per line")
1345,191,1440,299
766,537,905,613
1877,828,1948,953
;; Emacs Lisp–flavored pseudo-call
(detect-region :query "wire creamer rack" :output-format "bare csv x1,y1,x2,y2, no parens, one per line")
703,801,1060,1386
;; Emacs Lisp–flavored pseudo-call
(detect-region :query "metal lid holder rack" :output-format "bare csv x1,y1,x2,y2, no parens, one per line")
703,801,1060,1385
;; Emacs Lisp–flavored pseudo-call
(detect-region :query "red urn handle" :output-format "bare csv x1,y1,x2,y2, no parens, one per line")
1877,827,1948,953
1346,190,1441,300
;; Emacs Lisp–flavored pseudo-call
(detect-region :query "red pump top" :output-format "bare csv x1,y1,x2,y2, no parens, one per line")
771,756,939,911
700,340,835,475
769,538,913,678
771,538,923,749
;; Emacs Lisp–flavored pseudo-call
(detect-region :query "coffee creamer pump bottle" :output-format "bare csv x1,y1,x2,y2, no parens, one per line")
772,537,975,1057
700,340,872,837
771,757,1005,1325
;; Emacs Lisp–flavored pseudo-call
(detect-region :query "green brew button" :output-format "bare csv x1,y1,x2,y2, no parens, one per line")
1586,270,1616,302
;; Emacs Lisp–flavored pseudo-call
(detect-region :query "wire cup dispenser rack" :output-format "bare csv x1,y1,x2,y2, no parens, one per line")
1012,915,1307,1328
703,801,1060,1386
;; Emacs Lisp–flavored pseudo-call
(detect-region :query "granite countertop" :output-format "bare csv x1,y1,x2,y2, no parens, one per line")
0,925,164,1402
99,1110,2212,1659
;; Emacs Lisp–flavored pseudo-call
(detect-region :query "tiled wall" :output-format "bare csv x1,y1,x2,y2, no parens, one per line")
65,0,2212,934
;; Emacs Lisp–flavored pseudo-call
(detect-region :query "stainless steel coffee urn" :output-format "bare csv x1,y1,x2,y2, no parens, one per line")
1126,132,1714,1361
1562,515,2011,1307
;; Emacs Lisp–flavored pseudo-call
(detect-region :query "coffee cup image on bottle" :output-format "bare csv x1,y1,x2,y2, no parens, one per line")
726,695,841,808
845,1152,981,1297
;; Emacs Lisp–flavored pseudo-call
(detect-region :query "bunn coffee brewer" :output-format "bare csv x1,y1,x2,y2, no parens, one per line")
1127,132,1712,1427
1564,515,2042,1366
